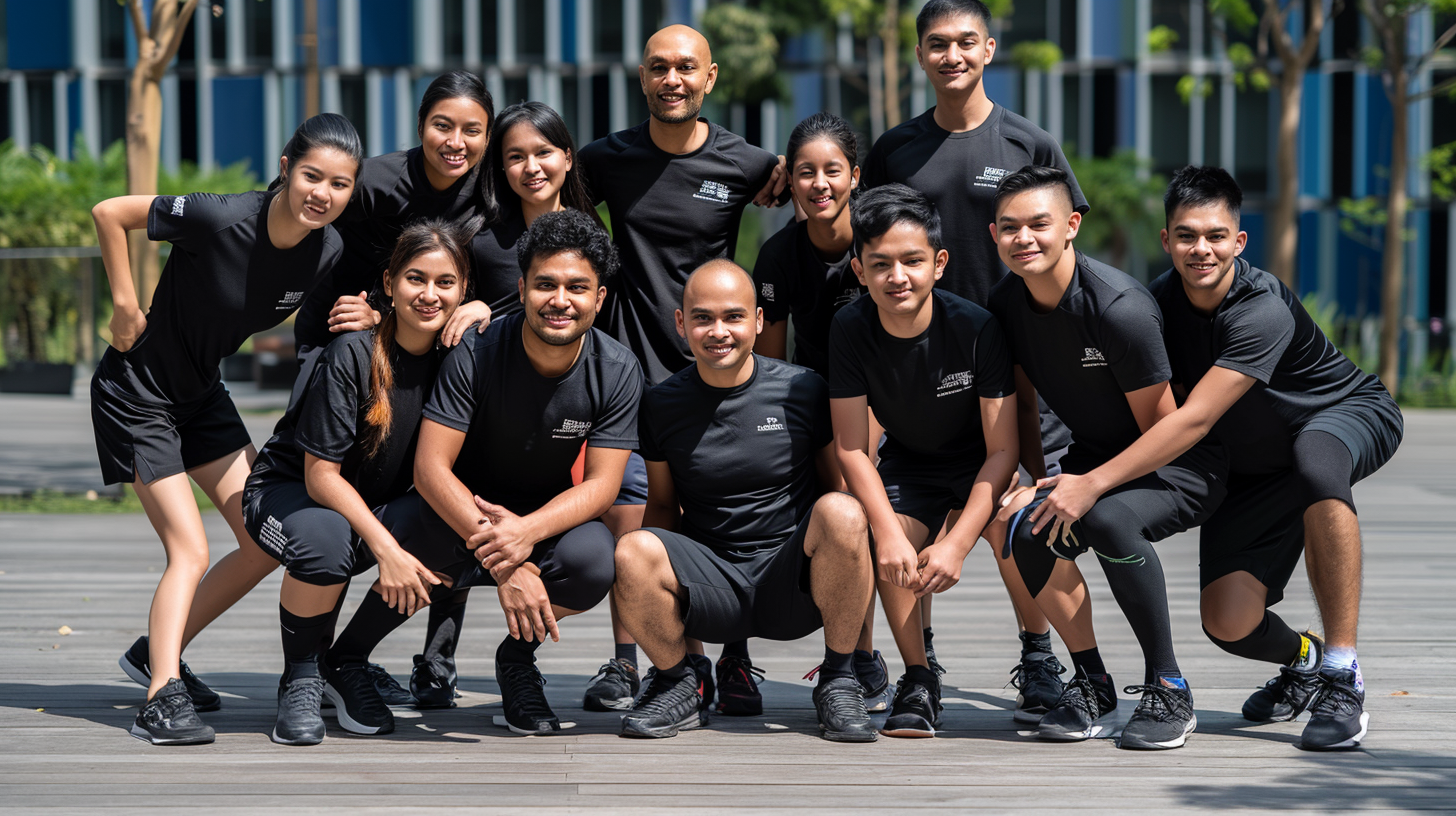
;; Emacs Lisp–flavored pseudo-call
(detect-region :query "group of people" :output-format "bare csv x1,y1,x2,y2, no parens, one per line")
91,0,1401,754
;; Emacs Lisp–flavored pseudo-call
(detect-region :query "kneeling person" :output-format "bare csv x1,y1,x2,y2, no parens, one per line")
615,261,877,742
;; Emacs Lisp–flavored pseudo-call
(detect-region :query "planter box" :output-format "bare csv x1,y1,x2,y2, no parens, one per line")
0,362,74,395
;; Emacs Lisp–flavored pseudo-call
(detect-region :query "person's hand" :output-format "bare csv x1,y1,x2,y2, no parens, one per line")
440,300,492,347
467,496,537,576
109,306,147,352
1027,473,1102,536
752,155,789,207
876,531,921,589
373,544,441,615
496,565,559,643
915,541,965,598
328,291,381,333
997,482,1037,524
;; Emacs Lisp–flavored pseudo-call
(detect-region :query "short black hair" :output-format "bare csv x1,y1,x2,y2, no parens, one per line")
1164,165,1242,225
916,0,993,41
992,165,1075,216
516,209,619,284
851,183,944,257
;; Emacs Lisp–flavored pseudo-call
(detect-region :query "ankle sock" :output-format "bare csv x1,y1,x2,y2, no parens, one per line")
1020,629,1055,661
819,647,854,681
922,626,935,650
721,639,751,661
1322,646,1363,692
658,656,695,681
497,634,543,666
614,642,639,667
279,605,333,678
1070,647,1106,679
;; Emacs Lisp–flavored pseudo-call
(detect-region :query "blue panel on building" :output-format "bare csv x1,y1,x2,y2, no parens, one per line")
304,0,341,67
1362,73,1392,199
1299,73,1324,198
1334,224,1382,318
68,79,82,154
380,74,396,151
360,0,413,66
984,67,1018,115
563,0,577,64
1297,209,1321,297
1243,211,1265,271
1117,69,1135,150
213,76,265,173
1090,0,1123,59
790,72,823,126
6,3,72,70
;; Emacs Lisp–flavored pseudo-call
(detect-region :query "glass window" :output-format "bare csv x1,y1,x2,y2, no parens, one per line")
517,0,546,61
1150,0,1191,54
444,0,465,63
1150,74,1190,175
98,78,128,151
1061,73,1083,154
98,0,128,63
595,0,625,59
1003,0,1049,49
211,5,228,63
0,83,9,143
1059,0,1077,59
640,0,664,50
1233,88,1269,193
1092,69,1118,157
27,77,56,152
1331,71,1354,198
246,0,274,62
340,73,368,136
178,78,198,165
479,0,499,61
1331,3,1362,62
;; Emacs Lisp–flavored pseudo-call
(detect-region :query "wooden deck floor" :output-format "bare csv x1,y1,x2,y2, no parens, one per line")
3,411,1454,813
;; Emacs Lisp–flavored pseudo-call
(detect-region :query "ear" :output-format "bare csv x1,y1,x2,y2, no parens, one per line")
517,276,525,304
984,36,996,63
933,248,949,281
638,63,649,94
277,155,290,181
563,148,573,173
753,306,764,336
595,284,607,313
1233,230,1248,256
851,256,867,287
915,43,925,70
1066,211,1081,242
703,62,719,96
383,273,394,299
1160,228,1171,256
849,165,861,191
675,308,687,340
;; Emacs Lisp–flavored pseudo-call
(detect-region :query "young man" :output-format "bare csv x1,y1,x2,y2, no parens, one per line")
828,184,1027,736
317,210,643,736
1031,166,1401,750
577,24,787,715
988,166,1228,750
862,0,1086,681
612,261,878,743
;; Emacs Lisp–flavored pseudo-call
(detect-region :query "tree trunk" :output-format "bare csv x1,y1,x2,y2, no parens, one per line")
1377,29,1408,393
1269,65,1304,289
882,0,901,129
125,58,164,310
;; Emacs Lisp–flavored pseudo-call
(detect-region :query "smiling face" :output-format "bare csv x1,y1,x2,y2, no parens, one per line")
852,221,947,325
676,264,761,375
916,12,995,97
993,185,1080,282
279,146,358,231
419,96,490,192
791,138,860,227
385,248,465,345
518,251,605,347
501,122,572,210
1162,202,1247,307
640,26,718,125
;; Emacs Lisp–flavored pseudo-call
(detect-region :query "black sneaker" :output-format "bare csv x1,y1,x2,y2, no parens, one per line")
1120,679,1197,750
715,656,765,716
854,649,891,712
272,671,326,746
495,660,562,735
583,658,641,712
814,675,877,743
1243,632,1324,722
642,653,715,711
1036,667,1117,741
1009,653,1067,724
1300,668,1368,750
620,668,707,738
119,636,221,712
323,661,395,735
880,670,942,738
364,662,415,707
129,678,215,745
410,653,458,710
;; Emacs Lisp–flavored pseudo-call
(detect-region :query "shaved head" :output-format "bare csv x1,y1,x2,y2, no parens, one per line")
640,26,717,126
683,259,754,309
643,25,712,64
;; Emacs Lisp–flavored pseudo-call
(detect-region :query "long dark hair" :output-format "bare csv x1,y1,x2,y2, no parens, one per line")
267,112,364,192
786,111,860,172
417,70,499,224
363,219,472,457
487,101,596,220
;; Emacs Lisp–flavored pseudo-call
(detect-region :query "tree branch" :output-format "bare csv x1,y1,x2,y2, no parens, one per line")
1412,22,1456,76
1411,74,1456,103
157,0,200,66
1295,0,1326,66
125,0,148,45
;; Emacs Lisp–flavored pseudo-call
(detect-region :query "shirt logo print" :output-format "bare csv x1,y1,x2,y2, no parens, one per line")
276,291,306,310
756,416,786,432
551,418,593,439
1082,347,1107,367
834,289,862,307
761,282,775,301
936,370,974,397
693,180,731,203
974,166,1009,189
171,196,187,216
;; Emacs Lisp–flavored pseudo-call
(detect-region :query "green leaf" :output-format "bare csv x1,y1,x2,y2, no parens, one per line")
1010,40,1063,71
1148,24,1180,54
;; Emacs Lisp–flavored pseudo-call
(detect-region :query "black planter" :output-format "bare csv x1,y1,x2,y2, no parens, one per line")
0,362,74,395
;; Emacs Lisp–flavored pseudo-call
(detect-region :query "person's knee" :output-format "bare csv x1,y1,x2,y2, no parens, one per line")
1200,605,1258,643
810,492,869,557
280,510,357,584
554,522,617,597
615,529,669,582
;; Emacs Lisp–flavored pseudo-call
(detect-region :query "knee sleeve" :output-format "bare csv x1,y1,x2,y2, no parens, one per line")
1009,497,1082,596
280,507,360,585
536,521,616,611
1292,430,1355,510
1203,609,1302,665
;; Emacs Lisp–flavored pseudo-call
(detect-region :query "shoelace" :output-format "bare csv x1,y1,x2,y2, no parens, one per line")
365,663,409,696
594,659,635,681
818,678,868,720
637,672,698,715
149,686,196,723
1007,655,1066,690
281,676,325,714
499,663,554,718
1308,673,1362,717
1059,676,1101,718
1124,683,1190,722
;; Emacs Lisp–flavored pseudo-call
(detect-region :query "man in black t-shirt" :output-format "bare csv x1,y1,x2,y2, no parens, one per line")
612,262,877,743
987,166,1228,751
1035,166,1400,751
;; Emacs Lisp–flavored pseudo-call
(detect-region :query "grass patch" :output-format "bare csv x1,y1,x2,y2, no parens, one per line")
0,483,218,514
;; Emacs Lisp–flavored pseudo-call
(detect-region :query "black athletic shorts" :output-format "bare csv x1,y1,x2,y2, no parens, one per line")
1199,390,1403,604
90,352,252,486
878,454,981,538
644,511,823,645
242,476,396,585
614,451,649,506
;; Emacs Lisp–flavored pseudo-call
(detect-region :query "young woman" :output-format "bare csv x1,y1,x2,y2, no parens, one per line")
93,113,364,745
243,220,470,745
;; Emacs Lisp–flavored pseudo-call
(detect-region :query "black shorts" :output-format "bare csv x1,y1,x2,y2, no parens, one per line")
242,476,392,585
90,353,252,486
878,455,980,537
645,513,823,645
614,451,649,506
1049,441,1229,547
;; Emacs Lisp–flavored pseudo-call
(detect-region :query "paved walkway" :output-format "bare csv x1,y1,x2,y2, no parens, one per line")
1,410,1453,812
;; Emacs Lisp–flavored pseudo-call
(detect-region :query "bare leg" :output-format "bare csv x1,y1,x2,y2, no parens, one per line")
601,504,645,648
1303,499,1361,650
280,573,346,617
1200,571,1271,642
614,530,688,669
878,516,932,670
131,471,212,700
803,493,874,653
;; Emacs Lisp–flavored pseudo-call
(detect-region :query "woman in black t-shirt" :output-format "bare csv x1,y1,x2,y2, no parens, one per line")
243,220,471,745
91,114,364,745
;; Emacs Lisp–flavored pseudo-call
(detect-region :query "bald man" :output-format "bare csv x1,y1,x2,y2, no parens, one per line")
611,262,877,742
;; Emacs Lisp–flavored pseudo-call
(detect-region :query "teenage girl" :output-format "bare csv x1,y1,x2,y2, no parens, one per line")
94,113,364,744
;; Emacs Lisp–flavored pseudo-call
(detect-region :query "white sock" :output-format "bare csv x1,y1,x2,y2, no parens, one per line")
1322,646,1363,693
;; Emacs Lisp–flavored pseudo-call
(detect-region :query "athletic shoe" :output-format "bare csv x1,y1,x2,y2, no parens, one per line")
813,675,877,742
620,668,707,738
323,661,395,735
495,660,561,735
924,641,947,678
129,678,215,745
583,658,640,712
854,649,891,712
272,671,326,746
1242,632,1324,722
1036,667,1117,741
410,653,458,710
363,662,415,707
1300,668,1368,751
642,654,716,711
1120,679,1197,750
1009,653,1067,724
880,671,942,738
119,636,221,712
715,656,765,716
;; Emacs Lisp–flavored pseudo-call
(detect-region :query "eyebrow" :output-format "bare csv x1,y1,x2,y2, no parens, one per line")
299,162,352,182
927,29,980,41
998,211,1053,224
430,113,485,128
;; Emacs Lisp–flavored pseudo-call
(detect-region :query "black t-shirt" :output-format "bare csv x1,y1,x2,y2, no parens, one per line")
295,148,486,352
639,355,833,555
469,204,527,320
250,329,440,508
753,219,865,376
422,313,643,515
989,252,1170,470
103,191,342,403
1149,259,1386,472
579,120,780,384
863,105,1087,307
828,290,1014,470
